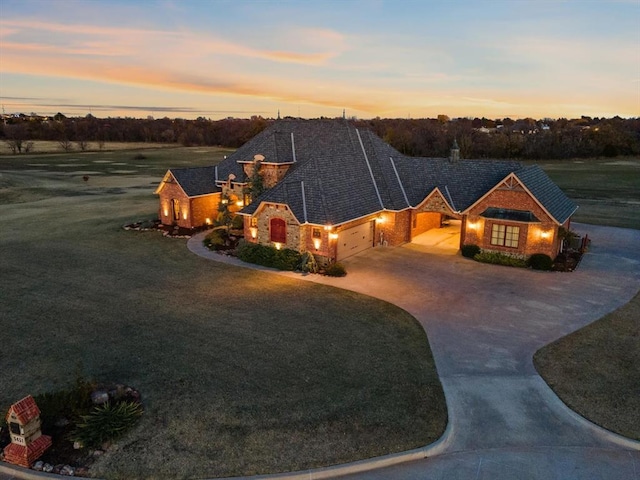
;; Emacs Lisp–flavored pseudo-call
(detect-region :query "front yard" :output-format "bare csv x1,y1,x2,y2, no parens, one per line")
0,148,446,478
534,291,640,441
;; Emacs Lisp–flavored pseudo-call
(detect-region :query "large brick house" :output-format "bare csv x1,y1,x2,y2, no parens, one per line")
156,119,577,262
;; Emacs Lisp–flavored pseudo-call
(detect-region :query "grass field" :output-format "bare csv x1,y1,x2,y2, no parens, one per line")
0,140,179,155
2,145,639,477
534,291,640,440
529,157,640,230
0,146,446,479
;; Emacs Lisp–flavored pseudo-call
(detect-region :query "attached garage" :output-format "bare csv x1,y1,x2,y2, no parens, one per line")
337,221,374,260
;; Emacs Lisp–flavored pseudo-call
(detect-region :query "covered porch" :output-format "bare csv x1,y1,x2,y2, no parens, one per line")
410,218,462,255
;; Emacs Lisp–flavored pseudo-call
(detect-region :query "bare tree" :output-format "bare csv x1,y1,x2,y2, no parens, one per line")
59,139,73,152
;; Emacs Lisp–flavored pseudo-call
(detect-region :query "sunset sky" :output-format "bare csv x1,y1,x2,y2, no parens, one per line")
1,0,638,120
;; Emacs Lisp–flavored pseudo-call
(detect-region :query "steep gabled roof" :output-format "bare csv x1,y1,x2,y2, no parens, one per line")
7,395,40,424
515,164,578,224
169,166,218,197
240,120,410,224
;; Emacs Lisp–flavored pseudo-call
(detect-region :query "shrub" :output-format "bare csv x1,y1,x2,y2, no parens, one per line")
71,401,143,448
203,228,227,250
324,262,347,277
297,251,319,273
473,251,527,268
528,253,553,271
230,214,244,230
461,244,481,258
34,376,95,431
235,241,301,271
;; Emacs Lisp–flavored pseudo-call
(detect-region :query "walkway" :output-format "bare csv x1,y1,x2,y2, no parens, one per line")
198,224,640,479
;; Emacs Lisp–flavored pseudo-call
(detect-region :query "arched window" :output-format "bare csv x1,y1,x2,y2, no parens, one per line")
172,199,180,221
270,218,286,243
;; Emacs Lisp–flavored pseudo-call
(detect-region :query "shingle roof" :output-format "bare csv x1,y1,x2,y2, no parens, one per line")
515,164,578,224
169,166,218,197
166,119,576,226
7,395,40,424
394,156,523,212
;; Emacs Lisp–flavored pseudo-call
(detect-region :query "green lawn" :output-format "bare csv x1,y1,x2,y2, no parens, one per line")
530,157,640,230
534,292,640,440
530,157,640,441
0,147,446,478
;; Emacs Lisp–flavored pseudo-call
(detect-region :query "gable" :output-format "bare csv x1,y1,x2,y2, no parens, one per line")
164,166,218,198
415,188,457,216
465,172,557,224
7,396,40,424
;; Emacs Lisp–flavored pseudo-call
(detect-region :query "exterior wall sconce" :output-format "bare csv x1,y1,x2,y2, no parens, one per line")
375,216,385,224
182,210,188,220
324,225,332,231
163,208,169,217
313,238,321,250
205,218,212,225
467,221,478,231
250,227,258,239
540,230,551,239
236,201,244,207
221,199,228,205
329,232,339,240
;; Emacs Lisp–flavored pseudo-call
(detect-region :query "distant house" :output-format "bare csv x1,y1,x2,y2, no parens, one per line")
156,119,577,262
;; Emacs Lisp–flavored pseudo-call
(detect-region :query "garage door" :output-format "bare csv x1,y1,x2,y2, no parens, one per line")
337,221,374,260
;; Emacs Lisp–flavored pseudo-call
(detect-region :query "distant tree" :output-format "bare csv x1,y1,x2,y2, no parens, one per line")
4,124,27,153
59,138,73,152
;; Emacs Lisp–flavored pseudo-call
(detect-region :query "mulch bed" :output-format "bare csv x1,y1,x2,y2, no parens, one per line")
123,219,209,238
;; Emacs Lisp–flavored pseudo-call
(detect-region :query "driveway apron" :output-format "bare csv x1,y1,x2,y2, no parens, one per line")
187,224,640,480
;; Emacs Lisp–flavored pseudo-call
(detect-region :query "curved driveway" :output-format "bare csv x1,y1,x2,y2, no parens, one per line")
188,224,640,480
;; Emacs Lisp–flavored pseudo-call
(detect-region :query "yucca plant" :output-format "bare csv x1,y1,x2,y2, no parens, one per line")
71,401,143,448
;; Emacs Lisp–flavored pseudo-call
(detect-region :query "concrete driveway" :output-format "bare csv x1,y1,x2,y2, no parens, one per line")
187,223,640,480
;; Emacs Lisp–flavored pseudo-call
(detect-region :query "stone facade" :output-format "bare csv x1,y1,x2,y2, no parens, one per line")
242,162,292,189
244,203,301,251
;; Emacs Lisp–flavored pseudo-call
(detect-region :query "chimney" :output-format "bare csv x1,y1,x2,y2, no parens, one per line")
450,139,460,163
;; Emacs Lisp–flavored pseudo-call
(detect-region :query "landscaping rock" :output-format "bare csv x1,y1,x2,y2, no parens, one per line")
43,463,54,473
60,464,75,476
73,441,83,450
91,390,109,404
32,460,44,471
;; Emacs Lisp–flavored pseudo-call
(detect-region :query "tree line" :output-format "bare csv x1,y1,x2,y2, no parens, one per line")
2,113,638,160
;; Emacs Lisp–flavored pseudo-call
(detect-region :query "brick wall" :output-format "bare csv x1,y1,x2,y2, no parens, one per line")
411,211,442,237
464,186,561,258
190,194,220,227
157,180,190,228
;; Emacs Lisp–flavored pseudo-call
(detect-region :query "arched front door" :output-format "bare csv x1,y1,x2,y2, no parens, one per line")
270,218,286,243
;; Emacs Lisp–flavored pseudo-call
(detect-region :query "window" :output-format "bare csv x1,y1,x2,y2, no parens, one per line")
172,199,180,221
312,228,321,238
270,218,287,243
9,422,21,435
491,224,519,248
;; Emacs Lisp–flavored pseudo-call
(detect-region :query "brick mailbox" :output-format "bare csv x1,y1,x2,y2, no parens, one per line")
3,395,52,468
